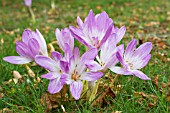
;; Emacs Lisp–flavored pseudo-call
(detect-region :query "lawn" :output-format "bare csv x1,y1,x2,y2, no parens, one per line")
0,0,170,112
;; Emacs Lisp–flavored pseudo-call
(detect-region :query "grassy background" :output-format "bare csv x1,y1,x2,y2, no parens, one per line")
0,0,170,112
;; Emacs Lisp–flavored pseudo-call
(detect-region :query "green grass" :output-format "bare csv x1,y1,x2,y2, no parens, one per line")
0,0,170,112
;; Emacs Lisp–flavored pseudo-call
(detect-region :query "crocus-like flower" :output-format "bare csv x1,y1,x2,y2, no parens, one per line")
55,28,74,61
35,52,66,94
110,39,152,80
70,10,113,49
55,28,74,51
62,48,103,100
3,29,48,64
24,0,32,7
85,34,124,72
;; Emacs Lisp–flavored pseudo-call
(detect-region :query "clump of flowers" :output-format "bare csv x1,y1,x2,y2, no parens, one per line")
3,10,152,100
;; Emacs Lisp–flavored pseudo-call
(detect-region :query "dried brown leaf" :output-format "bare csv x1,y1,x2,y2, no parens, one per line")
92,87,116,106
153,75,159,89
41,93,53,112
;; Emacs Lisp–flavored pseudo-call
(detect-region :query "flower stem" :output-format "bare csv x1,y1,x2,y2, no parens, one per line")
51,0,55,9
28,7,36,23
25,64,35,77
87,80,100,102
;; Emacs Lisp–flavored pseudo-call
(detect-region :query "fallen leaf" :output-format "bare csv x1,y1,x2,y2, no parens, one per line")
153,75,159,89
41,93,53,112
92,87,116,106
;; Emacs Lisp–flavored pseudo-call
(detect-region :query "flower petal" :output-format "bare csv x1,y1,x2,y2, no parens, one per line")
60,60,69,73
3,56,32,64
116,52,128,69
115,26,126,44
77,16,84,30
51,51,62,61
131,70,151,80
99,24,113,48
77,48,98,74
80,72,103,81
85,60,102,71
109,66,132,75
133,54,151,69
69,26,90,47
35,55,58,71
35,29,48,56
48,77,63,94
42,72,60,80
73,47,80,64
124,39,137,61
70,81,83,100
22,29,34,45
64,43,72,62
132,42,152,61
28,38,40,58
16,41,30,57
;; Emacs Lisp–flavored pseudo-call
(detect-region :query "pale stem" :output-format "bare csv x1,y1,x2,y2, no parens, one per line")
25,64,35,77
88,80,100,102
28,7,36,23
51,0,55,9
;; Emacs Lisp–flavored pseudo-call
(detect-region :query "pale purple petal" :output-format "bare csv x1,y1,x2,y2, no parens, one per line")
42,72,59,80
69,26,90,47
77,16,84,30
100,34,117,64
60,74,67,84
70,81,83,100
131,70,151,80
116,52,128,69
16,41,30,57
132,42,152,60
77,48,98,74
99,24,113,48
22,29,34,44
124,39,137,60
73,47,80,64
51,51,62,61
24,0,32,7
35,55,58,71
60,61,69,73
104,44,124,69
3,56,32,64
85,60,102,71
35,29,48,56
55,28,74,51
115,26,126,44
80,72,103,81
86,10,96,34
48,77,63,94
64,43,72,61
109,66,132,75
133,54,151,69
28,38,40,58
96,11,113,32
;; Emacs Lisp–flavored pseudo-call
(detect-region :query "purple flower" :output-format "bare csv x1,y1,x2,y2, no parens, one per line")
55,28,74,52
110,39,152,80
35,52,66,94
62,48,103,100
24,0,32,7
85,34,124,72
3,29,48,64
69,10,113,49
